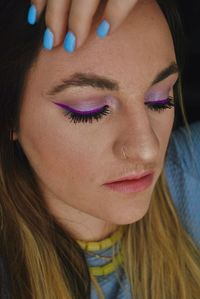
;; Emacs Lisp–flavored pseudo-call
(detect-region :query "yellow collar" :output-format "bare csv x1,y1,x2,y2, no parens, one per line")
76,226,125,276
76,226,125,251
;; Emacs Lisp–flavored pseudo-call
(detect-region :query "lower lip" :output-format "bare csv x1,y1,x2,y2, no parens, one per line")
104,174,154,194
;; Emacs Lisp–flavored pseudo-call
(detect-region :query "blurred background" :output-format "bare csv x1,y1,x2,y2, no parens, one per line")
176,0,200,126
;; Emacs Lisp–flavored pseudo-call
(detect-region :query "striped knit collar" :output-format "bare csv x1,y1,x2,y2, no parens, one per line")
76,226,125,276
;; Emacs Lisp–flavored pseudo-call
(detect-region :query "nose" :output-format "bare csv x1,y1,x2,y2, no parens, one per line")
115,106,159,168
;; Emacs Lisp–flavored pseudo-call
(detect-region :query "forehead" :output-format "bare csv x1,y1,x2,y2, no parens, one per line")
28,0,175,96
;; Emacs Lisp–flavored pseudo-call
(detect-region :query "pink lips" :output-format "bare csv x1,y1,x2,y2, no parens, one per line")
103,172,154,194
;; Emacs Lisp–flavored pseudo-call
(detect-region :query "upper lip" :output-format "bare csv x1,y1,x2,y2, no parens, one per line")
104,171,154,184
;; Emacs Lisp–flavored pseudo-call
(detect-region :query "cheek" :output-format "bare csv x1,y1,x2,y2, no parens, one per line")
18,106,98,191
152,109,174,156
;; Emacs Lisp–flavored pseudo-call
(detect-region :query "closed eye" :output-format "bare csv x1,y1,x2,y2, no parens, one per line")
145,97,175,113
53,96,175,125
63,105,111,124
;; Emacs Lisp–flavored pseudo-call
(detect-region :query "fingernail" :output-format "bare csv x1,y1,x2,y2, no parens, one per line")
96,20,110,38
27,4,37,25
43,28,54,50
63,31,76,53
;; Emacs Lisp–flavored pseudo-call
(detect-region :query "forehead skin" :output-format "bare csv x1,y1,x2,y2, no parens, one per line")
26,0,175,101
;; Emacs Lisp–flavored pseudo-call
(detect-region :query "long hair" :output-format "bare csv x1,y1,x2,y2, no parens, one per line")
0,1,199,298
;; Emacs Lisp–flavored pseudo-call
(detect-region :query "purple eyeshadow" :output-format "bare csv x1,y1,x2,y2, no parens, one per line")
53,102,103,115
147,98,169,104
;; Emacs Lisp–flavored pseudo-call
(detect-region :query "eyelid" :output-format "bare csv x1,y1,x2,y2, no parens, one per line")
145,97,174,104
144,83,174,102
52,101,103,113
52,95,117,110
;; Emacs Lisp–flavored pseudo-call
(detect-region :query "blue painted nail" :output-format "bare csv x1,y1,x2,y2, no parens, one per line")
96,20,110,38
63,31,76,53
27,4,37,25
43,28,54,50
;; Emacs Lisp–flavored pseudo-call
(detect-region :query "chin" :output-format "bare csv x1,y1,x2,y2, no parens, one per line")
111,204,150,225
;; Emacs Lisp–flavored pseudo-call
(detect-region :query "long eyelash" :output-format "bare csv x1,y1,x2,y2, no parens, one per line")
63,97,175,124
145,97,175,112
63,105,111,124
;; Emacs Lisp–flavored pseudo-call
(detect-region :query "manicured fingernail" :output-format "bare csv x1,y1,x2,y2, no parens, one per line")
96,20,110,38
43,28,54,50
27,4,37,25
63,31,76,53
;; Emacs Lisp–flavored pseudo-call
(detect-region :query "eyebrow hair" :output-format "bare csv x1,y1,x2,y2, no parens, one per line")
47,62,179,96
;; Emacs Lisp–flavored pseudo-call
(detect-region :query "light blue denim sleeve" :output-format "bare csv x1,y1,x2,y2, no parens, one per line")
164,121,200,248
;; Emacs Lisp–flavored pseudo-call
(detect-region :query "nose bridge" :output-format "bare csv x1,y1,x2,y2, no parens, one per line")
118,105,159,163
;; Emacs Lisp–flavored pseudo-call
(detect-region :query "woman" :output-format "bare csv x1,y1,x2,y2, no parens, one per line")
0,0,199,298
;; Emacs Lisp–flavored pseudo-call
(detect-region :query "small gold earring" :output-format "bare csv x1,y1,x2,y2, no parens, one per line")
9,130,18,141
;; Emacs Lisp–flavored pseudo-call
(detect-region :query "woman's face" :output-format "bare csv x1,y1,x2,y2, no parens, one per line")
15,0,178,240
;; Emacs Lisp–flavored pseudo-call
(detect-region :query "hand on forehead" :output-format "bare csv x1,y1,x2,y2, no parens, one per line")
27,0,139,52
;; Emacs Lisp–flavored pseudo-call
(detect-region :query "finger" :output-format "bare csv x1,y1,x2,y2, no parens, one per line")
45,0,71,47
102,0,138,34
27,0,47,24
66,0,101,50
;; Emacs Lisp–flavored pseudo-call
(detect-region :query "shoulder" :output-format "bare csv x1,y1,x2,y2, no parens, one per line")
165,121,200,177
164,121,200,247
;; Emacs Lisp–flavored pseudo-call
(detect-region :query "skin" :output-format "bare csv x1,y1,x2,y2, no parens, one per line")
14,0,178,241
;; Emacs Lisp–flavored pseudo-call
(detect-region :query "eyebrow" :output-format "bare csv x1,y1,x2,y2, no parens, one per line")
47,62,179,96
